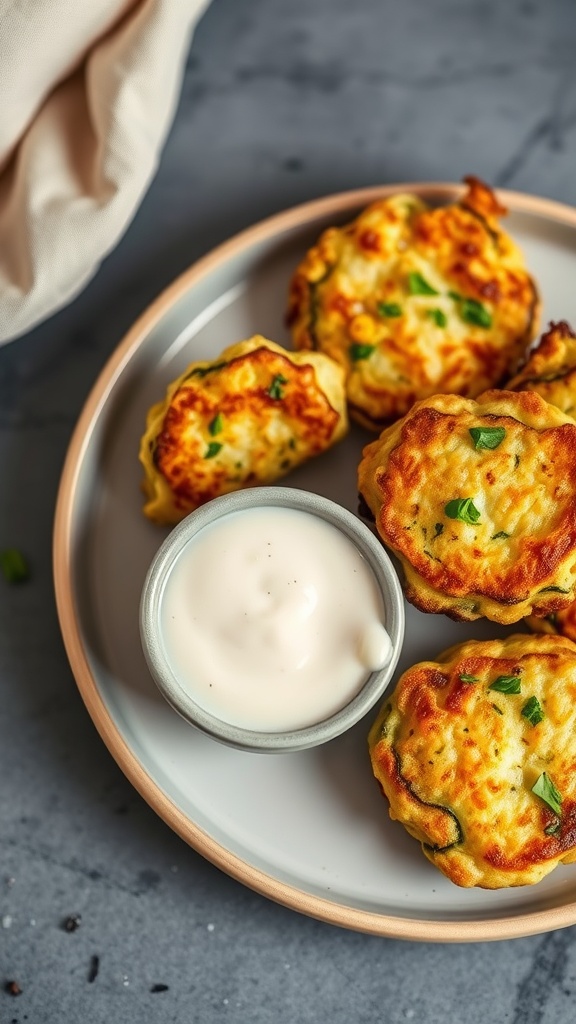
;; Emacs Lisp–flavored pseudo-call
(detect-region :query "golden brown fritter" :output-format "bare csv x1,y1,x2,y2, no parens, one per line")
507,320,576,418
508,323,576,640
287,177,540,429
527,603,576,643
368,634,576,888
358,389,576,623
139,336,348,524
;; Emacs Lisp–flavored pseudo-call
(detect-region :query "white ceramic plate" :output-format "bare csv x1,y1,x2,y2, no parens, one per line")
54,184,576,941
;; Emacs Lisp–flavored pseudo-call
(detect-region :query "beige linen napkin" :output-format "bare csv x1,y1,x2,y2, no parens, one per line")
0,0,210,343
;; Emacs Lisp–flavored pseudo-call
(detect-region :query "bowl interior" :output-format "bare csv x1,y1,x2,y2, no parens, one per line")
140,486,405,752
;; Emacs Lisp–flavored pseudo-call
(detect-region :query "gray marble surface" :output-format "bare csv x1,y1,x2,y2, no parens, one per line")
2,0,576,1020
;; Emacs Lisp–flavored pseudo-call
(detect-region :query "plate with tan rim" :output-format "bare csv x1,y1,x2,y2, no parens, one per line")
54,183,576,942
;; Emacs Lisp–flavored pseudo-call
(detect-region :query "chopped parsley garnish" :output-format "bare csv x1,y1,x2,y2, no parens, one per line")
459,674,480,684
532,772,562,816
521,696,545,726
544,820,561,837
204,442,222,459
208,412,223,436
460,298,493,329
489,675,521,695
448,290,463,302
267,374,288,400
0,549,29,584
349,343,376,362
377,302,403,318
469,426,506,450
444,497,481,524
492,531,510,540
427,308,447,328
408,271,438,296
433,522,444,538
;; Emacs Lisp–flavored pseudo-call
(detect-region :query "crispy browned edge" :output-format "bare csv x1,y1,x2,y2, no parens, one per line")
53,183,576,942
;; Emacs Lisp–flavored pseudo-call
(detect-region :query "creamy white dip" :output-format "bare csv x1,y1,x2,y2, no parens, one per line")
160,506,391,732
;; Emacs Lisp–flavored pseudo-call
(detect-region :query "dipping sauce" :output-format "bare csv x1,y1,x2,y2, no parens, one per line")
160,506,391,732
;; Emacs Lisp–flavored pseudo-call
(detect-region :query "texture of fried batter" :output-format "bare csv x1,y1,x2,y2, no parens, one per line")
369,634,576,888
287,177,540,429
507,320,576,417
140,336,348,524
358,389,576,623
527,603,576,643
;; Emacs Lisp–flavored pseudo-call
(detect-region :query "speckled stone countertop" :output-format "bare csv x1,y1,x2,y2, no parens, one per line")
3,0,576,1020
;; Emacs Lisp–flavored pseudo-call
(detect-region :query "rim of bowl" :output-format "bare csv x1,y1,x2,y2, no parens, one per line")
139,486,405,752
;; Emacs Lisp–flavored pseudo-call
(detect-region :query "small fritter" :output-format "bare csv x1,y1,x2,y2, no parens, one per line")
369,634,576,888
287,176,540,429
507,320,576,418
358,389,576,623
139,336,348,524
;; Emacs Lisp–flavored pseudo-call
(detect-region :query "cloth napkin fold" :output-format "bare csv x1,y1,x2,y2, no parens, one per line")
0,0,211,344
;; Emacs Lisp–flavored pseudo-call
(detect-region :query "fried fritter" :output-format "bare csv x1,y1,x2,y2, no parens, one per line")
369,634,576,888
358,389,576,623
527,603,576,643
287,177,539,429
507,320,576,418
139,336,348,524
506,322,576,639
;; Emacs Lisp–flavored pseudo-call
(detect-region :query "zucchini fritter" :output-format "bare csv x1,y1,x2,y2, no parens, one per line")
358,389,576,623
508,323,576,640
140,336,348,524
507,320,576,418
527,603,576,643
287,177,539,429
369,634,576,888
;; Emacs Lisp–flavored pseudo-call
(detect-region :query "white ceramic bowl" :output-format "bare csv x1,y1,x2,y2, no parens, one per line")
140,486,404,753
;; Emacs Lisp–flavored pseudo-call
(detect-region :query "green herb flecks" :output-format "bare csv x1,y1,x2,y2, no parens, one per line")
544,820,561,837
489,675,522,695
460,298,493,329
204,442,223,459
469,426,506,450
448,290,463,302
433,522,444,539
444,497,481,525
0,549,29,584
459,674,480,684
187,361,227,379
492,531,510,540
491,703,504,715
267,374,289,400
522,696,545,726
427,308,447,328
377,302,403,318
408,271,439,296
208,412,224,436
532,772,562,816
349,343,376,362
